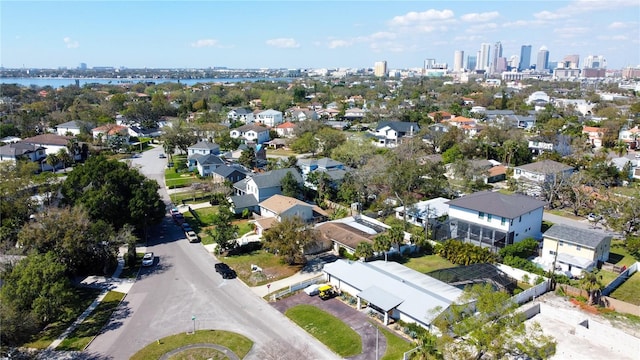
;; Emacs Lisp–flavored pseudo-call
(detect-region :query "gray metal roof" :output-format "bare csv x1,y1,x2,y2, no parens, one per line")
323,260,464,325
447,191,545,219
192,154,224,166
515,160,573,174
357,286,404,312
250,168,302,188
543,224,611,249
376,121,420,133
189,141,220,151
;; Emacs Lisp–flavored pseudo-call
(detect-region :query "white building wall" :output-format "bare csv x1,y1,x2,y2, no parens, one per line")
449,206,543,242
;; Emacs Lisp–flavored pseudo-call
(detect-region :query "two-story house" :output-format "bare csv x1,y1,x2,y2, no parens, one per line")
540,224,611,277
512,160,574,197
227,108,255,124
0,142,46,164
55,120,86,136
618,126,640,150
211,164,250,184
255,109,283,127
374,121,420,148
297,157,348,189
21,134,74,157
230,124,270,144
446,191,546,251
187,141,221,173
343,108,365,121
582,126,608,148
275,121,296,138
229,168,303,214
92,124,130,143
444,116,479,137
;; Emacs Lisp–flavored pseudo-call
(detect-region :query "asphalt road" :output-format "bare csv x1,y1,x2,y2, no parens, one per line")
86,147,340,360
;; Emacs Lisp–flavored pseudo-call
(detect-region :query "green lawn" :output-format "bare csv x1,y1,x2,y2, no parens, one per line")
57,291,125,351
377,323,414,360
130,330,253,360
221,250,302,286
609,270,640,305
608,241,638,267
165,169,199,189
170,190,212,204
402,255,456,274
24,287,102,349
286,304,362,357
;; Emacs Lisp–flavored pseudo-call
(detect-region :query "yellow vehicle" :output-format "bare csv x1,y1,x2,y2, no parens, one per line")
318,284,336,300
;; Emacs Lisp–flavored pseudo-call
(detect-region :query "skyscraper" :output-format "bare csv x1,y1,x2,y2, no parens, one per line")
518,45,532,71
584,55,606,69
374,61,387,77
491,41,503,74
424,58,436,69
479,43,491,71
467,55,477,71
453,50,464,72
536,46,549,72
562,55,580,69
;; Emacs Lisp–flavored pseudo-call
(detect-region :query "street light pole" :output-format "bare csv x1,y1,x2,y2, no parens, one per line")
192,315,196,334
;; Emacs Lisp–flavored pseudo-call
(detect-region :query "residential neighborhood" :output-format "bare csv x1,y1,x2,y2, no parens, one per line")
1,68,640,360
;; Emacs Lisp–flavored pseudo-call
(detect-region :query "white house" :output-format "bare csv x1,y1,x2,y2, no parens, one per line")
274,121,296,138
188,141,220,157
447,191,546,250
395,197,450,228
55,120,84,136
553,99,595,116
0,143,46,163
539,224,611,277
227,108,255,124
21,134,74,156
374,121,419,148
619,126,640,150
256,109,283,127
230,124,270,144
512,160,574,197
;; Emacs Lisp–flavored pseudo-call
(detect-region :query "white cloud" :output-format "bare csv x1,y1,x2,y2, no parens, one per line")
533,10,569,20
466,23,498,33
460,11,499,22
328,40,352,49
63,37,79,49
554,26,589,38
265,38,300,48
597,34,629,41
369,32,397,40
608,21,635,29
389,9,454,26
191,39,218,48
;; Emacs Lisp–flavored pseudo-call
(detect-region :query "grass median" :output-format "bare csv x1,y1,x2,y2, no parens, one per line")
57,291,125,351
130,330,253,360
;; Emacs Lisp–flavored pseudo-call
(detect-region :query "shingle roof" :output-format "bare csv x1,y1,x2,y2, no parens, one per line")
0,143,44,157
515,160,574,174
189,141,220,151
213,164,249,178
229,194,258,209
447,191,545,219
22,134,72,146
56,120,82,129
316,222,374,250
250,168,302,188
543,224,611,249
259,194,313,214
376,121,420,133
193,154,224,166
234,124,269,133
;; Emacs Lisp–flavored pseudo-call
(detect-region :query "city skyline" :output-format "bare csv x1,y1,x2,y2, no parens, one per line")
1,0,639,70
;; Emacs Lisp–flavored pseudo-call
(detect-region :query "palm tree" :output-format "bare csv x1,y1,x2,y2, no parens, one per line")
388,225,405,253
580,270,604,306
56,149,72,172
45,153,59,172
373,234,391,262
354,242,374,260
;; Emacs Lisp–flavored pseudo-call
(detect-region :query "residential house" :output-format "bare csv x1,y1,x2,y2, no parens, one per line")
22,134,74,156
211,164,250,184
0,136,21,144
446,159,505,184
528,137,555,156
343,107,365,121
609,157,637,180
445,116,479,136
395,197,449,229
315,215,390,255
254,194,327,235
553,99,595,116
512,160,574,197
290,108,318,122
189,154,225,177
526,91,550,105
374,121,420,148
318,108,340,120
0,142,46,163
227,108,255,124
583,126,607,148
127,125,162,138
323,260,465,328
255,109,283,127
275,121,296,138
222,143,267,164
55,120,85,136
188,141,221,157
230,124,270,144
539,224,611,277
427,111,454,122
447,191,546,250
229,168,303,214
325,120,350,130
297,157,348,189
619,126,640,150
92,124,129,143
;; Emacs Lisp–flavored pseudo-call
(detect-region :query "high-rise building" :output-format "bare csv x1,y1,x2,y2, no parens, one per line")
424,59,436,70
467,55,477,71
536,46,549,72
453,51,464,72
584,55,606,69
479,43,491,71
508,55,520,69
491,41,503,74
518,45,532,71
374,61,387,77
562,55,580,69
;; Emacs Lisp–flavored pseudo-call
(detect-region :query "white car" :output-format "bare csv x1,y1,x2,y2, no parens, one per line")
186,231,199,243
142,252,154,267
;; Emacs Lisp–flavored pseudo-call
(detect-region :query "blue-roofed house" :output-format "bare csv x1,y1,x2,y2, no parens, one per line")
228,168,303,214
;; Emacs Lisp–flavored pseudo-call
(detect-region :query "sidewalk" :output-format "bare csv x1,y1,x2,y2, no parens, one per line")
46,246,136,351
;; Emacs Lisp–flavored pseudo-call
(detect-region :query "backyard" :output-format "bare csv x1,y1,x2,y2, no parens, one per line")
401,254,456,274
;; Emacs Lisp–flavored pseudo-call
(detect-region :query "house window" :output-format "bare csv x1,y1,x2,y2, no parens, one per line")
487,214,492,221
559,241,564,246
515,169,521,174
519,216,522,222
478,211,485,219
549,250,556,256
501,217,506,226
576,245,581,251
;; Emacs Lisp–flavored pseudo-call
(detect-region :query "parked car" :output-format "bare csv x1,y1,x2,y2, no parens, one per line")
173,213,185,224
181,223,193,232
303,284,320,296
215,263,236,279
142,252,154,267
587,213,602,222
186,231,199,243
169,207,180,216
158,153,167,159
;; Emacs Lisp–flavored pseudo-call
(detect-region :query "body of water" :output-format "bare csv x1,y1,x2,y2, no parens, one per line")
0,77,292,88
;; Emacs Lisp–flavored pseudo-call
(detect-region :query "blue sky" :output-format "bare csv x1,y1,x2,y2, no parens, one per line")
1,0,638,70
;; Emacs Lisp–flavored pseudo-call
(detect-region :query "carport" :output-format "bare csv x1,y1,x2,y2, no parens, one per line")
356,286,403,325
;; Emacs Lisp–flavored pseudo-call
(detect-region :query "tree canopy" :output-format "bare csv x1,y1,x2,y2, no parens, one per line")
262,216,315,265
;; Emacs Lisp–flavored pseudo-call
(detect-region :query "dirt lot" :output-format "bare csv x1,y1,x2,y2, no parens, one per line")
526,293,640,360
